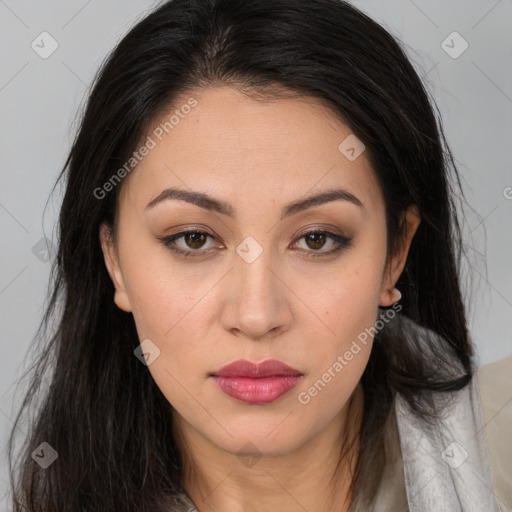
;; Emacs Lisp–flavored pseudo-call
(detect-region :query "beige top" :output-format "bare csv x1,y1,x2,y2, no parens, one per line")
170,355,512,511
473,355,512,511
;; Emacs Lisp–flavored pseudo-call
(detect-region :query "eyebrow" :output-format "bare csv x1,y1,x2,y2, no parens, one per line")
145,186,364,220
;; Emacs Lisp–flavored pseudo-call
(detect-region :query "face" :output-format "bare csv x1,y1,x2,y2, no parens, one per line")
100,86,419,458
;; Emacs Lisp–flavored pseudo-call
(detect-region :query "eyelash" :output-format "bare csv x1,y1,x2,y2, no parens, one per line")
158,229,352,259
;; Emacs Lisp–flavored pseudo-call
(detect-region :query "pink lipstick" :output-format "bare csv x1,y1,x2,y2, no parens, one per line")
210,359,303,405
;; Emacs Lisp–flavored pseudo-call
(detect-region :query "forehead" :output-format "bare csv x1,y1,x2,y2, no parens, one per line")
119,86,383,215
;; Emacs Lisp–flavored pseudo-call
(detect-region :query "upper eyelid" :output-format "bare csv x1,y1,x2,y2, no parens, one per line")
167,228,343,239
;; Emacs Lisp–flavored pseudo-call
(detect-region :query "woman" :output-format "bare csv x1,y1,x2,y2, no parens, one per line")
7,0,511,511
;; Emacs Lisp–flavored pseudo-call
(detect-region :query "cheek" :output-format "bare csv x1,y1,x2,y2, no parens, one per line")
123,263,212,413
120,237,208,338
291,244,385,405
129,276,197,338
120,247,215,386
293,278,377,430
298,255,384,355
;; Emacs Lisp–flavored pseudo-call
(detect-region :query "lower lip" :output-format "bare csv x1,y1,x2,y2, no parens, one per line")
211,375,302,404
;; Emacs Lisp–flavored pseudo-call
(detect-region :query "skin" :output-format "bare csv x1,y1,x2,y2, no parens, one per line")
100,86,421,512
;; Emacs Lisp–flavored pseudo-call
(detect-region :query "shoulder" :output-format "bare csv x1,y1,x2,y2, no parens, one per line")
476,355,512,512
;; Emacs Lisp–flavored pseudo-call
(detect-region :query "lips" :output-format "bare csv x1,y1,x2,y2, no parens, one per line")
210,359,303,404
210,358,302,378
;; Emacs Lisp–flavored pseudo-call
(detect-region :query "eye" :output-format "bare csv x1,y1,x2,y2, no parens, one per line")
291,230,352,258
158,229,218,258
158,228,352,259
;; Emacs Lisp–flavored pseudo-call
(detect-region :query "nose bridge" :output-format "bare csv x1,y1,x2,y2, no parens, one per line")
235,234,278,302
227,234,289,336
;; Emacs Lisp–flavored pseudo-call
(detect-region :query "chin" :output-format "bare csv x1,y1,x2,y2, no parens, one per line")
204,416,310,456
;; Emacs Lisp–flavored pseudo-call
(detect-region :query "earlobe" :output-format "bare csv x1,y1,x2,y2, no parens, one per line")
99,222,132,313
379,204,421,307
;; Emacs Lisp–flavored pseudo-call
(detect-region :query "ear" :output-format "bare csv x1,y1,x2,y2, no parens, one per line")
379,204,421,306
99,222,132,312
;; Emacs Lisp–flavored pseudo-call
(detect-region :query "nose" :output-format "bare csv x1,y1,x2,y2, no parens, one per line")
220,245,293,340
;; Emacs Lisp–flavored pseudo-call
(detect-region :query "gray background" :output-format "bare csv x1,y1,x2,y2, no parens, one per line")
0,0,511,508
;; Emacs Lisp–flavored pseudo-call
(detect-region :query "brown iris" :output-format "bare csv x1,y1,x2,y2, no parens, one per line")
304,232,327,250
184,232,208,249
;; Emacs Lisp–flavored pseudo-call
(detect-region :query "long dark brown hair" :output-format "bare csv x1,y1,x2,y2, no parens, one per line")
7,0,476,510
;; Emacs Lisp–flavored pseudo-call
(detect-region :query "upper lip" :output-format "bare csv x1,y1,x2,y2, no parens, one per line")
210,359,302,378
